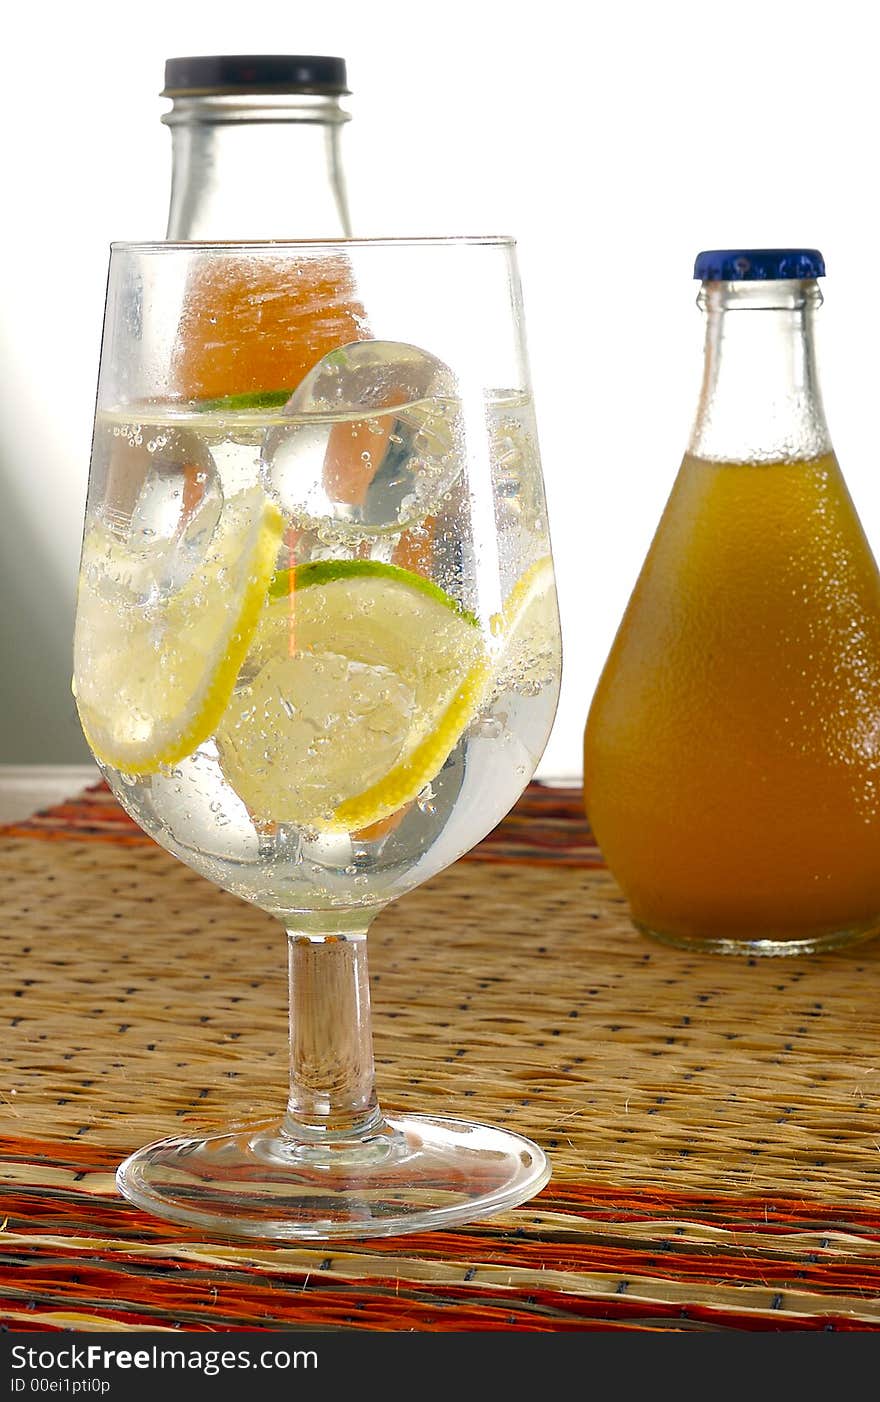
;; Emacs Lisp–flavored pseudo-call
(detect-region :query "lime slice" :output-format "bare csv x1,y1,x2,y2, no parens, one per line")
215,561,489,830
74,487,283,773
268,558,478,626
193,389,294,414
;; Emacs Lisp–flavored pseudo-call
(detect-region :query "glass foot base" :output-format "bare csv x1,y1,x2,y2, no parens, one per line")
634,918,880,957
117,1114,551,1240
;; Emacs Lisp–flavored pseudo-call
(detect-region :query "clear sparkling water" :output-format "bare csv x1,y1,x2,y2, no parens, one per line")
79,379,560,924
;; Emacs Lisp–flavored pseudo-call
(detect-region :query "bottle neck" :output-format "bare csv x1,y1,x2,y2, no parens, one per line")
688,279,832,463
163,93,352,239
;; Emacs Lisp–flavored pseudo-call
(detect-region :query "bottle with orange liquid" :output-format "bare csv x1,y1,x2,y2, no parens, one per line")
584,248,880,956
161,55,363,399
160,55,432,575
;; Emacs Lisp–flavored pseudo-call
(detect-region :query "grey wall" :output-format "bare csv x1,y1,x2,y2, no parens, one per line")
0,464,91,764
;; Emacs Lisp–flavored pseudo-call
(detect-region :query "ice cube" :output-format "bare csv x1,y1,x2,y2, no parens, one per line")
88,418,223,602
261,340,464,540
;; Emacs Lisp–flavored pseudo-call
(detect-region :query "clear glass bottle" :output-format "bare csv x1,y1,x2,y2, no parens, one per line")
584,248,880,956
159,56,438,584
162,54,352,238
159,55,365,404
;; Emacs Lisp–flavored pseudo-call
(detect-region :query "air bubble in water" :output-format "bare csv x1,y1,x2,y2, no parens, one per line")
417,781,436,815
472,716,504,740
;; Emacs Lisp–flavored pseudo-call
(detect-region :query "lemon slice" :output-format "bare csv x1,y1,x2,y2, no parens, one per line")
215,561,489,830
73,487,283,773
491,555,560,697
496,555,555,631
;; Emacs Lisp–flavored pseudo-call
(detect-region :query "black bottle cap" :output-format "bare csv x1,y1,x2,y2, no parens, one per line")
162,55,349,97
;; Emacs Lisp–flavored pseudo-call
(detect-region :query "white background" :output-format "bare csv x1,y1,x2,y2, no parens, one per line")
1,0,876,778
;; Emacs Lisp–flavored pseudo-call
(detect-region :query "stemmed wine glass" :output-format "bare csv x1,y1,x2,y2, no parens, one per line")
73,237,562,1239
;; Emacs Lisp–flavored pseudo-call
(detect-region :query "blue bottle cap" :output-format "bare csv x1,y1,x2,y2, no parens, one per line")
693,249,826,282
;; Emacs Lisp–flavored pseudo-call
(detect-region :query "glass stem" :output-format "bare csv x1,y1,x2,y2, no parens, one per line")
283,926,384,1141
